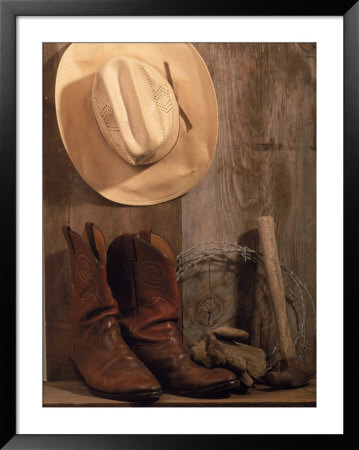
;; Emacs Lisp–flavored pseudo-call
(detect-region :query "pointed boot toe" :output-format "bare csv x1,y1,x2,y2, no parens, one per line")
88,370,163,402
183,367,240,396
123,373,163,396
205,367,238,384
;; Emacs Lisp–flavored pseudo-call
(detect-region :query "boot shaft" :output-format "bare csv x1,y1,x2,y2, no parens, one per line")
63,223,119,329
107,231,180,343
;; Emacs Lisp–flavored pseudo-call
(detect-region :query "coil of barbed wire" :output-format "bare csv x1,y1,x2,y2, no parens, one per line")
176,241,316,371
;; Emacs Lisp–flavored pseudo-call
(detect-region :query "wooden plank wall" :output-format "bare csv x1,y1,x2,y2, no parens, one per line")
43,43,316,381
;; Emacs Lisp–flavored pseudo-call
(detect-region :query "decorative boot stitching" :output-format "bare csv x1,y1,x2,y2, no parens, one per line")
75,253,106,306
137,260,168,289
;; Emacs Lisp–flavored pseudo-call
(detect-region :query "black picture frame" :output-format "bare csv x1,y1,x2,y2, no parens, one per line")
1,0,356,448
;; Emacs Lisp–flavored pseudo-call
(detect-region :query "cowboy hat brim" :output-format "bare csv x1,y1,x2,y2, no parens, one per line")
55,43,218,205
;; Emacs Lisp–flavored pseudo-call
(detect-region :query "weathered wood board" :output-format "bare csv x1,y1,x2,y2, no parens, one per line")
43,43,316,381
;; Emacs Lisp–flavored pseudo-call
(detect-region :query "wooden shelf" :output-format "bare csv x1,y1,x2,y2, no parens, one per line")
43,379,316,407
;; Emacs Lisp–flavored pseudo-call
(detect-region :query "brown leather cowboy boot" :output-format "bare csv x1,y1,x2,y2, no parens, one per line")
62,223,163,401
107,230,240,397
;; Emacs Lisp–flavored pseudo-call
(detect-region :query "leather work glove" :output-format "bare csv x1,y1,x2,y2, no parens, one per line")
190,327,267,392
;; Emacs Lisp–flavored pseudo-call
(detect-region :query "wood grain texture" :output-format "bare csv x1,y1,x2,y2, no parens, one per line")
43,44,182,380
43,379,316,407
182,44,316,374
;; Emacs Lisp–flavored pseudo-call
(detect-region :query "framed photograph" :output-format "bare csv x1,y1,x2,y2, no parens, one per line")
1,0,355,448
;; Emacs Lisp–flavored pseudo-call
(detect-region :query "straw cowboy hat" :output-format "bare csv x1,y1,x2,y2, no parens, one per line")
55,43,218,205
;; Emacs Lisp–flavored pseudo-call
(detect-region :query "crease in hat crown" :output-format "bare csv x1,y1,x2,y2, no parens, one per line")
91,55,180,166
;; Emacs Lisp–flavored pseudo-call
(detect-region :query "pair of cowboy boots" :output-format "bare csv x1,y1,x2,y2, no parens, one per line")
63,223,239,401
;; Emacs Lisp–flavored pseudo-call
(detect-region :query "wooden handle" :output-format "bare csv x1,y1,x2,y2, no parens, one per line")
257,216,296,361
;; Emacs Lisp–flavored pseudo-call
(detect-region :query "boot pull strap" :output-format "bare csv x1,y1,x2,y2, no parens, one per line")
122,233,136,261
62,225,75,254
139,229,152,243
84,222,100,262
